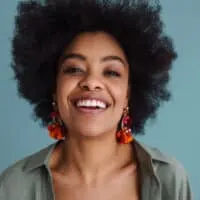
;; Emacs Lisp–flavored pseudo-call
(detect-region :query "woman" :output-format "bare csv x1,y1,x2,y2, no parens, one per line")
0,0,192,199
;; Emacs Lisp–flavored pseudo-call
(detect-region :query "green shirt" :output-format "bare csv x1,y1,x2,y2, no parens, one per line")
0,140,192,200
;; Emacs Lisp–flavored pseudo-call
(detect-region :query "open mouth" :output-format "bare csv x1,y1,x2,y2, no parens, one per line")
72,98,109,112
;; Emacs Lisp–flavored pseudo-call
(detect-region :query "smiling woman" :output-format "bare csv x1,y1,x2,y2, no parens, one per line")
0,0,192,200
55,32,130,140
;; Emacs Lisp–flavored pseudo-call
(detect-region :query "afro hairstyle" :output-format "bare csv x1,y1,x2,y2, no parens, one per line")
11,0,177,135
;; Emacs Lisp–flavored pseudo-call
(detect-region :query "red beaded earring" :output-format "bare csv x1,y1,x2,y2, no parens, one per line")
116,107,134,144
48,102,65,140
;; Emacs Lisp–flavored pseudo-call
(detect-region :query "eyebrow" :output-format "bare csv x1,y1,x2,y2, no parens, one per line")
60,53,126,66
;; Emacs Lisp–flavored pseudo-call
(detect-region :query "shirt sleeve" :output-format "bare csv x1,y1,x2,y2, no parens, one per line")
155,157,193,200
169,160,193,200
178,171,193,200
0,175,6,200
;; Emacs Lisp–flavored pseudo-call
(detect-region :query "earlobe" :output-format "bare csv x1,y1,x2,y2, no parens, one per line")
123,99,129,111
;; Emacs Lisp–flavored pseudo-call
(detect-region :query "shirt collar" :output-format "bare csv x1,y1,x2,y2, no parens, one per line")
23,142,56,172
135,140,171,164
134,140,170,179
24,140,170,174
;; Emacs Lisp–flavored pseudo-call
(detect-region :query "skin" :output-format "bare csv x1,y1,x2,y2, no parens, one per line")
55,31,129,139
50,32,139,200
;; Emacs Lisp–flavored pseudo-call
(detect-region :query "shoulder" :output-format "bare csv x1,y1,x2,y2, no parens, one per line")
0,155,31,186
0,143,54,199
144,144,188,178
140,143,192,199
0,143,53,180
0,153,34,199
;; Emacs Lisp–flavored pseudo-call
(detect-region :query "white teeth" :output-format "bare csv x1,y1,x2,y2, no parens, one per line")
86,101,90,107
97,101,106,108
91,100,96,107
76,99,106,109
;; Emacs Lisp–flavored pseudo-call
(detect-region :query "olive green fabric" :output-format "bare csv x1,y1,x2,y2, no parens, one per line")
0,141,192,200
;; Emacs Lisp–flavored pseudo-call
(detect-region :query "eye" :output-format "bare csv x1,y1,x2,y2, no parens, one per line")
62,66,84,74
104,70,121,77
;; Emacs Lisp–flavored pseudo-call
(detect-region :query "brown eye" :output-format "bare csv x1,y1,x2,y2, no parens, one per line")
63,66,84,74
104,70,121,77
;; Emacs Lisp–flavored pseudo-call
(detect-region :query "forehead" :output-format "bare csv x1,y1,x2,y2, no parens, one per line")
63,31,127,61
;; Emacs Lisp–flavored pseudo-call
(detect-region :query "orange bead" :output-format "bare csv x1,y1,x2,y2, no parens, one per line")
116,128,134,144
48,123,64,140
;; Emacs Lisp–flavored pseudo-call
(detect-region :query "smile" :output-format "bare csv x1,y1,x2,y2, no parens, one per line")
77,99,107,109
71,97,110,114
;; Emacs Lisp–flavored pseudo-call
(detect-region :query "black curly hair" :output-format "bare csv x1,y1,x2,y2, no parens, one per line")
12,0,177,135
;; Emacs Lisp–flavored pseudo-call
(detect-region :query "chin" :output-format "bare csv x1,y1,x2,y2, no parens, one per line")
72,126,113,140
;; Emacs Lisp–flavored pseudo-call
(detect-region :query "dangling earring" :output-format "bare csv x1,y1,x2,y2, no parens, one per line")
116,107,134,144
48,102,65,140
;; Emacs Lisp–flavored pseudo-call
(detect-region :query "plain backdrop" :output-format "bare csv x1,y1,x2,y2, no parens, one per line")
0,0,199,199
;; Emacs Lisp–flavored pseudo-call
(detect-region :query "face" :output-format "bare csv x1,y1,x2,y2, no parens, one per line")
55,32,129,139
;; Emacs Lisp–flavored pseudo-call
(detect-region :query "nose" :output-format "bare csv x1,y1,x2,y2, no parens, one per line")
79,74,104,92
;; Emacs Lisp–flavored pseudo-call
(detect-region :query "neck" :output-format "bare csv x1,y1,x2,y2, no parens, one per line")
51,132,134,185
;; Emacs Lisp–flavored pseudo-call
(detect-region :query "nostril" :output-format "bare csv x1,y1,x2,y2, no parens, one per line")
80,85,101,92
79,78,103,92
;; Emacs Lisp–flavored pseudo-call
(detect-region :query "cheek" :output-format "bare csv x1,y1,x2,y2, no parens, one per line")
55,79,75,124
56,79,67,102
110,83,128,111
56,76,77,97
55,77,74,108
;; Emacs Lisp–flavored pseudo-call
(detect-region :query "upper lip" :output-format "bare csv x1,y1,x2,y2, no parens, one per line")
70,94,111,107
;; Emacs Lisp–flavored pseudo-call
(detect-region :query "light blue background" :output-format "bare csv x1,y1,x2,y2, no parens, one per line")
0,0,199,199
